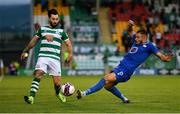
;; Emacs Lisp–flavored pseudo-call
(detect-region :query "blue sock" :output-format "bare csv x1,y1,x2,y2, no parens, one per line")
85,78,105,95
105,86,126,101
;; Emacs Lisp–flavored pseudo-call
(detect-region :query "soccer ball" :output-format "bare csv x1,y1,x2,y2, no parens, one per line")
61,82,75,96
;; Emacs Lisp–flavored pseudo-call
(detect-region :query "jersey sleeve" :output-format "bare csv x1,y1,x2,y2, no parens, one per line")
61,31,69,41
149,43,159,54
34,28,42,38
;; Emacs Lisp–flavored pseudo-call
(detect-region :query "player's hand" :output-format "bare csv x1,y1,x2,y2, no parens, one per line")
165,53,174,62
166,56,172,61
45,35,54,42
66,54,73,66
20,52,29,60
128,20,134,26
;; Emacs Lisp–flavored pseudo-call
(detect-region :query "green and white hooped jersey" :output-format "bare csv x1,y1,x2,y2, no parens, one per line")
35,26,69,61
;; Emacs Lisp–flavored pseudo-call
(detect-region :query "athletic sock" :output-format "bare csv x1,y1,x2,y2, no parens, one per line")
105,86,127,101
84,78,106,95
29,78,40,97
54,84,61,95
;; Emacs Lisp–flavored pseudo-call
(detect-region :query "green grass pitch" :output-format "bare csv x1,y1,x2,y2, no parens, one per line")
0,75,180,113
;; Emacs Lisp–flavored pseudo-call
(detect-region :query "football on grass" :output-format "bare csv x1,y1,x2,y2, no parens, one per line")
61,82,75,96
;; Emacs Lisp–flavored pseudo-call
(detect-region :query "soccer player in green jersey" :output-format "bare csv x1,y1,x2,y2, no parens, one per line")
21,9,73,104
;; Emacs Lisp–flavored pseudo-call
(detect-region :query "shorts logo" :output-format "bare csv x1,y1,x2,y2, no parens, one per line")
129,47,138,53
117,71,123,76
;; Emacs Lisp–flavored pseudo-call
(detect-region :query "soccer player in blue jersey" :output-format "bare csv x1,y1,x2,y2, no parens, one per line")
76,28,173,103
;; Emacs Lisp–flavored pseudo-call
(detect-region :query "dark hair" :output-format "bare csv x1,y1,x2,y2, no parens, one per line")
137,29,147,35
48,9,59,18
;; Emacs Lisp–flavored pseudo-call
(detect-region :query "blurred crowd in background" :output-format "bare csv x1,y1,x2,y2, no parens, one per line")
0,0,179,76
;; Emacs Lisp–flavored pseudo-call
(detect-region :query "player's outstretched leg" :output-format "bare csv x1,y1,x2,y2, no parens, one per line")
55,84,66,103
105,86,130,103
24,78,40,104
77,78,106,99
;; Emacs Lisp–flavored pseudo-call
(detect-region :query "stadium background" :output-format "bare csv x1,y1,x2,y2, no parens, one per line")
0,0,179,76
0,0,180,113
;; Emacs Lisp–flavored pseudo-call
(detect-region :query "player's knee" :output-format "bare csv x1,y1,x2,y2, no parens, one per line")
103,74,110,81
103,73,116,82
104,85,109,90
103,77,110,86
33,70,44,79
54,80,60,86
104,82,114,90
53,77,61,85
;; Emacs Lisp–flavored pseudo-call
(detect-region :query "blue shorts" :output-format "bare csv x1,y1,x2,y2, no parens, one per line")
112,65,133,84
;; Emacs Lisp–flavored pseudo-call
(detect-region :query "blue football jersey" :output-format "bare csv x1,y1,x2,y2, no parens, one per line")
120,41,159,73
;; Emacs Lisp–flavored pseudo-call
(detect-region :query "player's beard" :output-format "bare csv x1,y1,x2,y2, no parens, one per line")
136,40,143,44
50,21,59,28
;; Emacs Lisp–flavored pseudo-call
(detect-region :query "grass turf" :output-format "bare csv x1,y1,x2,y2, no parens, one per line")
0,75,180,113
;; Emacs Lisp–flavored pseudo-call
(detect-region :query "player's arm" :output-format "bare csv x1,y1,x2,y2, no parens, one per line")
156,52,173,62
64,39,73,64
149,42,173,62
21,36,39,60
61,31,73,64
127,20,136,43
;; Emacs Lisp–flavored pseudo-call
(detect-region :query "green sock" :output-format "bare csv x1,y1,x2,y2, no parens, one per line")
29,78,40,97
54,84,61,95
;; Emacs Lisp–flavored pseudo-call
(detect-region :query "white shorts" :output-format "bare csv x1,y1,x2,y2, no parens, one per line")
35,57,61,76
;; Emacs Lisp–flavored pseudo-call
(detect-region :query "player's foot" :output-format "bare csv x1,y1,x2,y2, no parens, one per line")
57,93,66,103
122,96,130,103
123,99,130,103
77,89,85,99
24,96,34,104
